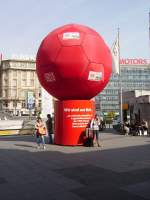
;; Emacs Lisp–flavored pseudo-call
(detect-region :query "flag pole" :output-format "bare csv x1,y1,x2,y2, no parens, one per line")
118,28,123,125
149,11,150,61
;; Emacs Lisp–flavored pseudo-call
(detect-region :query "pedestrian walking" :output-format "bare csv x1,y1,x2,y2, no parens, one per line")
90,114,101,147
46,114,53,144
35,117,46,149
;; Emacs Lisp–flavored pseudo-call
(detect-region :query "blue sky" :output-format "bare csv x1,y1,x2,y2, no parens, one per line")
0,0,149,59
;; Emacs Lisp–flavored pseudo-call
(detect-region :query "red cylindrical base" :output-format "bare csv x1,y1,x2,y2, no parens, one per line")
54,100,95,146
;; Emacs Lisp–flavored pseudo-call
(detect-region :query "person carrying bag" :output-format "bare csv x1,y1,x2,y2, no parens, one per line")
35,117,46,149
90,114,101,147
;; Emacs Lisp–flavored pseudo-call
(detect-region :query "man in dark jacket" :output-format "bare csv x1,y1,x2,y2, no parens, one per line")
46,114,53,144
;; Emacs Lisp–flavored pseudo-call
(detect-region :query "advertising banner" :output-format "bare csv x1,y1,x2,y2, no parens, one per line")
54,100,95,145
27,91,35,110
41,88,54,118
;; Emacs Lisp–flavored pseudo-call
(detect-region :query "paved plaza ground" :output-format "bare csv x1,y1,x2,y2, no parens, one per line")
0,129,150,200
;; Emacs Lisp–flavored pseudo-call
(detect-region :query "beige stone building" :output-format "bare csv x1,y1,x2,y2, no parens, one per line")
0,59,41,116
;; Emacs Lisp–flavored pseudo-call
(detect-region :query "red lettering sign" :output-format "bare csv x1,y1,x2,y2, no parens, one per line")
120,58,149,65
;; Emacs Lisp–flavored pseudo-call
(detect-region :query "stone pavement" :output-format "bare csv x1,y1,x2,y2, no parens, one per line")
0,129,150,200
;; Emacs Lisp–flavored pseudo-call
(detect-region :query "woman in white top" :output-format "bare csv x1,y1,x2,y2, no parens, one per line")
90,114,101,147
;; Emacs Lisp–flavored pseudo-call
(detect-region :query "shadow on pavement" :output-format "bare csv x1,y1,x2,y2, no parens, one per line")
0,128,123,142
14,144,36,148
0,135,150,200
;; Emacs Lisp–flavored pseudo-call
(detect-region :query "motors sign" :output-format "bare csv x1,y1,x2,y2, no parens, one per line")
120,58,149,65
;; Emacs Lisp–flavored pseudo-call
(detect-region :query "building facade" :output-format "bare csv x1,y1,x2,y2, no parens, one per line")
122,90,150,129
95,58,150,115
0,59,41,116
0,58,150,117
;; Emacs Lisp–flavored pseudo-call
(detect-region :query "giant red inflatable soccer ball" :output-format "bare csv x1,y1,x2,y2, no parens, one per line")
36,24,112,100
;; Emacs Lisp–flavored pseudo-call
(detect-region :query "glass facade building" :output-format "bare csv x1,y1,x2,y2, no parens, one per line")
95,58,150,114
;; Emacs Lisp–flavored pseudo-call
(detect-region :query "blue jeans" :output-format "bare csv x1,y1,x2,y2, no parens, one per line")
37,135,45,146
49,134,53,144
92,130,100,145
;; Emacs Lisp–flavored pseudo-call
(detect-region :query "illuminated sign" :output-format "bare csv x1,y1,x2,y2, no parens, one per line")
120,58,149,65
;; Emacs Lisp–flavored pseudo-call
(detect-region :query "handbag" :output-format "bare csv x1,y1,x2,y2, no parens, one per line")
39,127,46,135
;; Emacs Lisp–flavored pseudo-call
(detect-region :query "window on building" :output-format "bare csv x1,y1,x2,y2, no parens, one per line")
22,101,26,108
22,79,26,86
30,79,34,86
13,101,17,107
12,89,17,97
13,70,17,77
22,71,27,79
30,71,34,78
12,79,17,87
3,89,8,97
3,102,8,107
21,91,25,98
38,102,41,108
